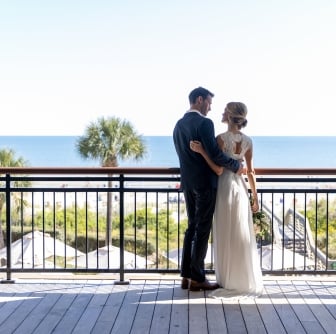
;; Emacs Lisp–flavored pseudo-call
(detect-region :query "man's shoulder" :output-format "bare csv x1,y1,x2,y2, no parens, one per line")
198,116,214,131
175,112,205,125
174,113,213,134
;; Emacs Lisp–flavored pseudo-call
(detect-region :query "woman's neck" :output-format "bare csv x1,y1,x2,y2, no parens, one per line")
227,124,240,133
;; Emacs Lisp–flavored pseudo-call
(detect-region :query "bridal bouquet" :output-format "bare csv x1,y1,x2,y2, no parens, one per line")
250,197,271,242
252,211,270,238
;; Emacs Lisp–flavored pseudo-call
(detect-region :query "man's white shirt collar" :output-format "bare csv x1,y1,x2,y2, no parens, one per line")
187,109,204,117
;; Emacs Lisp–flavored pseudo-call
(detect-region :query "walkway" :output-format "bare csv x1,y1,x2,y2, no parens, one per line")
0,274,335,333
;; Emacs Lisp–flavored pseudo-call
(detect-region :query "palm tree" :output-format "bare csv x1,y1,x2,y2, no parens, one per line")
0,149,30,249
76,116,147,245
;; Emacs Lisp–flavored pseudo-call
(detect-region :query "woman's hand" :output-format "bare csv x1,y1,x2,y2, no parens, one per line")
250,197,259,213
190,140,203,153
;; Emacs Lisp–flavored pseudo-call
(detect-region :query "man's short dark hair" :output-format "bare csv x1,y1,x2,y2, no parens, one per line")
188,87,214,104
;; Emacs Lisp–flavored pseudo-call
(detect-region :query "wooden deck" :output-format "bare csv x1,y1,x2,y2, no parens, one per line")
0,274,335,333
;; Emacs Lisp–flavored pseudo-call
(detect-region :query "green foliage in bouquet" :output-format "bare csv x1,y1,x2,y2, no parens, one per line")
253,210,271,241
250,196,272,243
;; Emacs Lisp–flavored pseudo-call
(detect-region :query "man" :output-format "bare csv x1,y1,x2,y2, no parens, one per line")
173,87,243,291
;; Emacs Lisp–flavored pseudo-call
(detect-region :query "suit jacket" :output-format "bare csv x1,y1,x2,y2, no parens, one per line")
173,111,240,191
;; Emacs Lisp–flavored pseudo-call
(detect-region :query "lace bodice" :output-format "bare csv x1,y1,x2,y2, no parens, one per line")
219,131,252,161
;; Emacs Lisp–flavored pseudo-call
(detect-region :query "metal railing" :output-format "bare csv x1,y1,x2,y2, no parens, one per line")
0,167,335,283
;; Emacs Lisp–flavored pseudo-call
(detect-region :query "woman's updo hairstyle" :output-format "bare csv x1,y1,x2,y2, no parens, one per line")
226,102,248,129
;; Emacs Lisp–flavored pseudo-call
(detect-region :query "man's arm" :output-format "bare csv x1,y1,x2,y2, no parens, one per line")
200,119,242,173
190,140,223,175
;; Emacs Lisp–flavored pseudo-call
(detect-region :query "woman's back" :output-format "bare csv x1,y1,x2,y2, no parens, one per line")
218,131,252,161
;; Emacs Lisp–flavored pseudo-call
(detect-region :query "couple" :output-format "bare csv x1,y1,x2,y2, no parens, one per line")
173,86,263,298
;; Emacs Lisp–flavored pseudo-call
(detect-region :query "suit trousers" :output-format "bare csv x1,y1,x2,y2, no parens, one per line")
181,188,217,282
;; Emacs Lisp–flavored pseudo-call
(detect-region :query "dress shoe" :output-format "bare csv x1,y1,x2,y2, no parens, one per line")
181,277,189,289
189,279,220,292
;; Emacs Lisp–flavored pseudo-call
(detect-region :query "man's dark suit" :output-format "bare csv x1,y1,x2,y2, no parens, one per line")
173,110,240,283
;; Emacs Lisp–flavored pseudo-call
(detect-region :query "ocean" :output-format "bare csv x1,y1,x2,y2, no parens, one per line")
0,136,335,168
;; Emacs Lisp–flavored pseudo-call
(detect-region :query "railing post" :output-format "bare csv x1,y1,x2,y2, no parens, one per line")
1,173,15,283
115,173,129,285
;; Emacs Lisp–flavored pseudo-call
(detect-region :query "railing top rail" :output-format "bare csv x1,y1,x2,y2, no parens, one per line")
1,167,336,175
255,168,336,175
0,167,180,175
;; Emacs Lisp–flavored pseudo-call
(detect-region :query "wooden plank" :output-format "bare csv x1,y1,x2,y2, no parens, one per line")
240,298,267,334
149,280,174,334
0,281,80,333
31,281,97,334
31,292,77,334
189,290,208,333
223,302,246,333
110,280,144,334
320,281,336,320
0,290,47,333
255,284,286,334
11,292,62,334
279,280,326,333
130,280,160,333
0,288,15,314
0,291,31,327
72,280,113,334
169,280,189,334
205,293,228,334
91,282,129,333
51,283,95,333
264,280,306,333
301,280,336,333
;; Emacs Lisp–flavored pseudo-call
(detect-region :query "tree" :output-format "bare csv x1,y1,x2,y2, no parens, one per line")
76,116,147,245
0,149,30,248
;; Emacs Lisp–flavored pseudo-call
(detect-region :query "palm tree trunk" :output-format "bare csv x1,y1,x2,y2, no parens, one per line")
0,221,4,249
0,204,4,249
105,178,113,246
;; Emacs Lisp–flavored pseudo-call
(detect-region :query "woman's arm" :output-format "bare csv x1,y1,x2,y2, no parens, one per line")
244,147,259,213
190,140,224,175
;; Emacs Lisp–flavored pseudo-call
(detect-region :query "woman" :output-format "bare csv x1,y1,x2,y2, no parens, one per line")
190,102,263,298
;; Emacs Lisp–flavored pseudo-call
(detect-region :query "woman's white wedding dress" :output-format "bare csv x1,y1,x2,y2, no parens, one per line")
209,131,263,299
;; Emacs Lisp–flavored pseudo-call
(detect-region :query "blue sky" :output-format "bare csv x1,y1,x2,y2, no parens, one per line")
1,1,335,136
